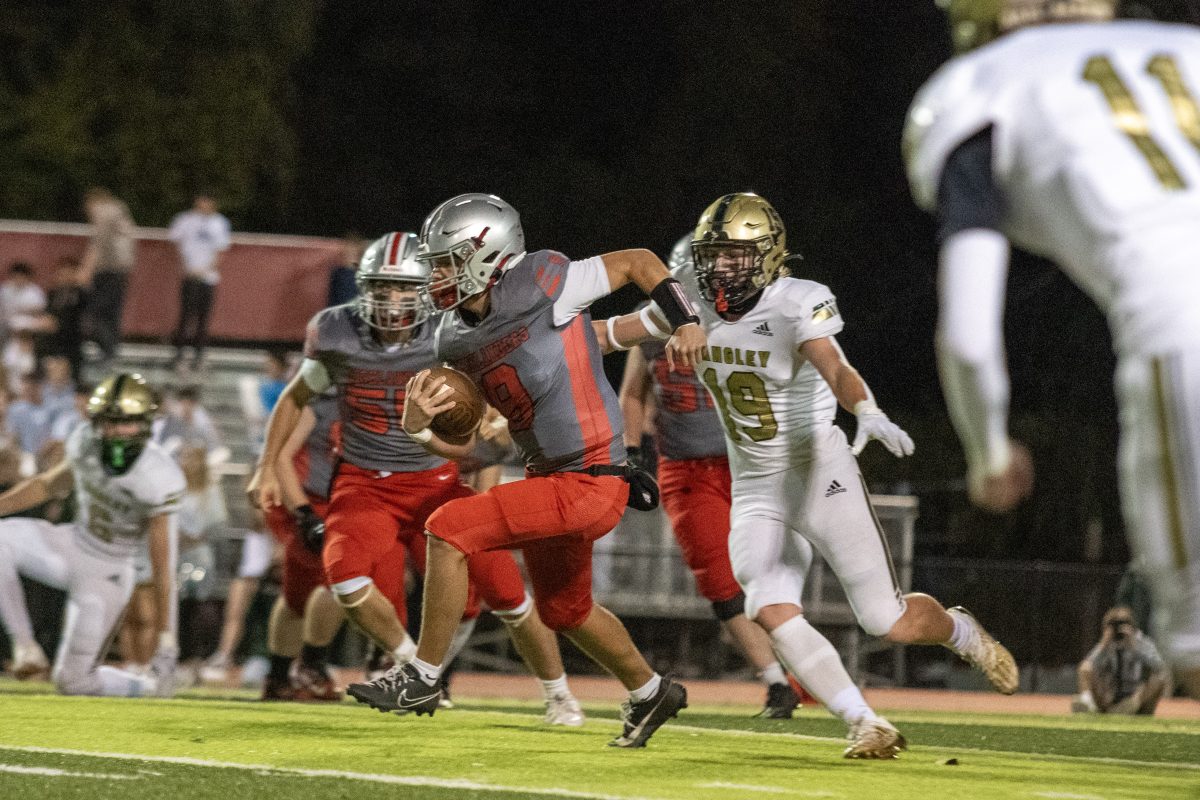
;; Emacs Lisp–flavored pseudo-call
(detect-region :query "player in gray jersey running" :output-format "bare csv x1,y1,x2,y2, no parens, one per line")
250,232,584,725
348,193,706,749
0,374,185,696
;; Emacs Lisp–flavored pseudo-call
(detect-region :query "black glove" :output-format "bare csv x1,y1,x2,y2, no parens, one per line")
294,504,326,554
624,465,660,512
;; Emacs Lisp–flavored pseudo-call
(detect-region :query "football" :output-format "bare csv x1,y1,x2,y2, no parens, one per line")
426,365,486,445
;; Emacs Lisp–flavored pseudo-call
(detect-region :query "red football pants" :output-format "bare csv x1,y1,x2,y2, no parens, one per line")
659,456,741,603
264,496,330,616
425,472,628,631
323,461,526,624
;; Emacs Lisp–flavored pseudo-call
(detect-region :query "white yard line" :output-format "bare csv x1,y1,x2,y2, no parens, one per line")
695,782,839,797
0,763,140,780
1031,793,1107,800
0,745,662,800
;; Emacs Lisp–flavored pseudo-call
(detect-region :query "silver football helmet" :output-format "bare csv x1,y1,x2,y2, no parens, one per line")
356,232,430,331
417,193,526,313
667,233,693,272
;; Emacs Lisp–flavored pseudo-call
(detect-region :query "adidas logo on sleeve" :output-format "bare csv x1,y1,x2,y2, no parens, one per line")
825,480,847,497
752,321,773,336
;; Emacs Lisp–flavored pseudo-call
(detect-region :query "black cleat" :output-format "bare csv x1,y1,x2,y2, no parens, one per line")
757,682,799,719
608,676,688,748
346,662,441,715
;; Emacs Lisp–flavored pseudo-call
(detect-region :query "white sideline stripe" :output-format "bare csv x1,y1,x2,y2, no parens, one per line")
1032,793,1107,800
0,763,140,780
0,745,661,800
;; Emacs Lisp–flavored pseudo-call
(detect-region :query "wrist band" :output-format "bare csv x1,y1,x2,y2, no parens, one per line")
649,277,700,332
639,304,672,340
407,427,434,443
606,316,632,351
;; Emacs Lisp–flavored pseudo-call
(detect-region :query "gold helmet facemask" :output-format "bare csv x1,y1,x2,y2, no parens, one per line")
87,373,158,475
691,193,788,314
941,0,1117,52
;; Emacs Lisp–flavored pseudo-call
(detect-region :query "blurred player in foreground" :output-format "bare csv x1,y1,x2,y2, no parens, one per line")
619,238,799,719
0,374,184,696
604,193,1017,758
907,0,1200,697
349,193,706,748
250,232,584,725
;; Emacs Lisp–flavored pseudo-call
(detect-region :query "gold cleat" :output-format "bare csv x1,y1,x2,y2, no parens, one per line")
947,606,1019,695
844,716,907,759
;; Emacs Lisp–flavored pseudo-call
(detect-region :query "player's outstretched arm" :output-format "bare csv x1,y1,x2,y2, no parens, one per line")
249,370,315,510
597,249,705,367
146,513,179,694
802,336,914,458
402,369,478,460
617,346,652,451
936,228,1031,510
0,459,72,518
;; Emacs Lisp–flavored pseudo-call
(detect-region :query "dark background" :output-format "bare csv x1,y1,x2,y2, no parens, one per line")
0,1,1125,566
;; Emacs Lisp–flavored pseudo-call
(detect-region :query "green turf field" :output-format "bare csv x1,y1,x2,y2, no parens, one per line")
1,683,1197,799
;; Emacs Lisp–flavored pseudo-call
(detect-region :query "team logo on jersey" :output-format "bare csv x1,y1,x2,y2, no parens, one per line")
812,299,839,323
825,480,847,497
751,321,773,336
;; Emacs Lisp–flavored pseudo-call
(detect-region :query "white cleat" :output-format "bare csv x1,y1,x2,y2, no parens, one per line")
11,642,50,681
947,606,1019,695
844,716,906,759
198,654,231,685
544,693,585,727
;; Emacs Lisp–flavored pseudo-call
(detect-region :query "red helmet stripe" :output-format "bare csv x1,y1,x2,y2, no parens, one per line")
386,232,403,265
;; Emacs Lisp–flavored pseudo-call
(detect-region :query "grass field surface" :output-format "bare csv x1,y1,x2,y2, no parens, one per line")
1,682,1197,800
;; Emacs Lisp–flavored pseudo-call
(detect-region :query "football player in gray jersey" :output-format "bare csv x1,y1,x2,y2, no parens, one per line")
251,232,585,725
348,193,705,749
0,374,185,697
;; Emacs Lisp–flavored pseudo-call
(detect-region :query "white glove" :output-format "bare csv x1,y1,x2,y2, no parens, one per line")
851,402,915,458
150,633,179,698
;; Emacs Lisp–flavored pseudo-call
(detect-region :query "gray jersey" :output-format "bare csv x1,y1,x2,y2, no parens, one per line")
65,422,185,558
303,303,445,473
436,250,625,473
638,338,726,461
301,392,340,500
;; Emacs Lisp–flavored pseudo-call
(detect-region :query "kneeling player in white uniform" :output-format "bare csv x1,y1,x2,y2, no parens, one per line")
605,194,1017,758
0,374,185,696
906,0,1200,698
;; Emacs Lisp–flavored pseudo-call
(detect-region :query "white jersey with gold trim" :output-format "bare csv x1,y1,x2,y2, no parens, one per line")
64,422,185,558
678,268,844,479
905,20,1200,357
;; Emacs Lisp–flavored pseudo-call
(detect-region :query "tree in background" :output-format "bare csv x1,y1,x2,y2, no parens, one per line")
0,0,318,228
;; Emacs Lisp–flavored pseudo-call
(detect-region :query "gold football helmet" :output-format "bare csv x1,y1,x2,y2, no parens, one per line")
941,0,1116,52
691,193,787,313
87,374,158,474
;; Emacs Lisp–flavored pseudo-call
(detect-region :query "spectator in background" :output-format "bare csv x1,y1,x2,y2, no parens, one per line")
41,356,75,420
0,262,47,336
38,256,88,381
239,349,293,453
168,192,231,372
0,388,19,455
154,384,225,460
80,187,136,367
49,383,90,443
259,349,289,413
327,234,365,307
3,331,36,394
7,369,53,456
1073,606,1169,715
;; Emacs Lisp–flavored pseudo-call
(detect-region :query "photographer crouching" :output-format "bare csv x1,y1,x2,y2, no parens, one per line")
1073,607,1169,715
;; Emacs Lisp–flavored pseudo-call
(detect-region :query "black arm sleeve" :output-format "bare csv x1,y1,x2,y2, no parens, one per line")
935,125,1004,244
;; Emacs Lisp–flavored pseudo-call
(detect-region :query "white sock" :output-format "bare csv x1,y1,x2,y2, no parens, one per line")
760,661,787,686
770,615,877,724
948,611,979,654
541,674,570,700
444,618,478,666
95,665,156,697
410,657,441,686
0,553,35,642
1079,689,1095,706
629,673,662,703
392,632,417,664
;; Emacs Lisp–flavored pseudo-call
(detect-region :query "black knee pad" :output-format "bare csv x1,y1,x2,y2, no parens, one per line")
711,592,746,622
